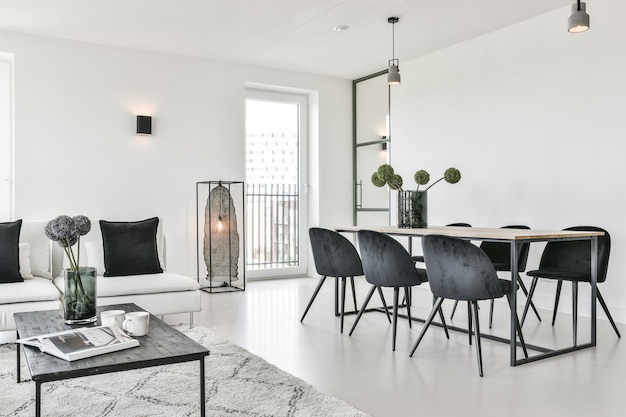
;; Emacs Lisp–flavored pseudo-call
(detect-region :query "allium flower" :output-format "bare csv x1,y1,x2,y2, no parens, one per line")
73,215,91,236
387,174,403,190
444,167,461,184
50,215,76,240
371,164,462,193
377,164,395,182
45,215,91,272
414,170,430,185
371,172,386,187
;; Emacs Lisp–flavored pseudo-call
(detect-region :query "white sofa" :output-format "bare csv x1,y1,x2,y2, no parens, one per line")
0,220,201,343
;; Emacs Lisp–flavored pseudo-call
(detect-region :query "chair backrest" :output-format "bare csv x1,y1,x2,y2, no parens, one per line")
538,226,611,283
479,225,531,272
422,235,504,301
357,230,422,288
447,223,472,227
309,228,363,278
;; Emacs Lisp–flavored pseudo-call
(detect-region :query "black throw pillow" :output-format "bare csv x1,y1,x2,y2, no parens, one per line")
0,219,24,283
100,217,163,277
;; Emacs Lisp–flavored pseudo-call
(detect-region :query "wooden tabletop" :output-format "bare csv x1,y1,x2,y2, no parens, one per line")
335,225,604,242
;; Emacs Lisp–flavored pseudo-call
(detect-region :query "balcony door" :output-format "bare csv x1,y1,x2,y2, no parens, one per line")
245,89,308,279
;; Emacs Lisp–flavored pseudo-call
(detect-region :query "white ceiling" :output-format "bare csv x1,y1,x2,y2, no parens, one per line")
0,0,573,79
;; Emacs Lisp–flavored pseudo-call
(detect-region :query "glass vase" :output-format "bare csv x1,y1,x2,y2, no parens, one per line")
398,190,428,228
63,266,97,324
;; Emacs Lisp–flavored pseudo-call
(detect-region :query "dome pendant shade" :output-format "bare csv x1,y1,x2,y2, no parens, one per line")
568,2,590,33
388,62,401,85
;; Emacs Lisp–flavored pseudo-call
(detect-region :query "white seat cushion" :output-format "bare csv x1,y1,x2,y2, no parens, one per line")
53,272,199,297
0,277,61,304
0,299,62,335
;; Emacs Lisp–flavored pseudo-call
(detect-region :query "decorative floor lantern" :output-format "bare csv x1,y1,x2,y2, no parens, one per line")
196,180,245,293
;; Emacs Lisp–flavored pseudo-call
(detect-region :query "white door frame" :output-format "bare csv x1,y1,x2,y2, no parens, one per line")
245,88,309,279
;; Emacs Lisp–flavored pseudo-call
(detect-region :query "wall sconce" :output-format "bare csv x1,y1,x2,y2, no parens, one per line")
568,1,590,33
136,115,152,135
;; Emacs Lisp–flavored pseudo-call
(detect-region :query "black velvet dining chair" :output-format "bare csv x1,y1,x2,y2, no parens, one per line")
521,226,620,344
478,225,540,328
410,222,472,264
409,235,527,376
349,230,447,351
303,228,391,333
448,225,540,331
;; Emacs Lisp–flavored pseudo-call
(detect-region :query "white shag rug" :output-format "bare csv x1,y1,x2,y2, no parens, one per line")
0,326,370,417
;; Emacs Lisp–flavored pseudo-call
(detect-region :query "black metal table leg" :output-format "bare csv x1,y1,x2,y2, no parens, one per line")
16,333,20,383
200,357,205,417
36,380,41,417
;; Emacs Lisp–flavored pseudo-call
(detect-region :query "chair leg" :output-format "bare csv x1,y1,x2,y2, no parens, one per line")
334,277,339,317
506,294,529,359
377,287,392,323
350,277,358,313
392,287,400,351
470,301,484,377
521,277,539,327
466,302,472,345
349,285,377,336
572,281,578,346
301,276,327,322
400,287,412,308
552,280,563,326
434,296,450,339
409,297,445,357
340,277,347,334
450,300,459,319
489,299,494,329
405,287,412,329
596,289,621,338
517,274,541,322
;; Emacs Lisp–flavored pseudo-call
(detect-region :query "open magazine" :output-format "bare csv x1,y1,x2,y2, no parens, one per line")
17,325,140,362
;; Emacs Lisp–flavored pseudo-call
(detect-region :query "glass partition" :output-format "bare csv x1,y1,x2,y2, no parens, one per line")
353,70,390,226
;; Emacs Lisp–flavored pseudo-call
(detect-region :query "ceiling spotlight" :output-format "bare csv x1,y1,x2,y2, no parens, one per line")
333,25,350,32
568,1,590,33
387,17,400,86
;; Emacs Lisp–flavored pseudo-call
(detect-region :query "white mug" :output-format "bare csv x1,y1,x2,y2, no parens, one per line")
101,310,125,328
122,311,150,336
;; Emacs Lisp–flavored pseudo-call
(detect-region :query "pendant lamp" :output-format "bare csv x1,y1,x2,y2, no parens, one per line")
387,17,400,85
568,1,590,33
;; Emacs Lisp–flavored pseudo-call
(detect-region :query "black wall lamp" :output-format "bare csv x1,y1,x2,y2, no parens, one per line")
136,115,152,135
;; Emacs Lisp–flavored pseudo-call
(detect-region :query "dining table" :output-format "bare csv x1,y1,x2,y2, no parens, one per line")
335,225,604,366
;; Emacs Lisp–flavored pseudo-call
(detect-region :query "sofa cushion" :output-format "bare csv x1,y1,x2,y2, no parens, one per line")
100,217,164,277
53,272,199,297
20,221,52,279
0,220,23,283
85,240,106,275
0,299,62,335
0,276,61,303
19,243,34,279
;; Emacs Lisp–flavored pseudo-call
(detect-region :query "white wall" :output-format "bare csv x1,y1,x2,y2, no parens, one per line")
391,2,626,323
0,30,352,278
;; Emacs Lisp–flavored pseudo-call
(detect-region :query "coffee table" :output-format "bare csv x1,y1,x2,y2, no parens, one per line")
14,303,209,417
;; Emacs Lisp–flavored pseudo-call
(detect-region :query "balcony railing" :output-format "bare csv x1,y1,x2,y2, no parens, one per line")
246,183,299,270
